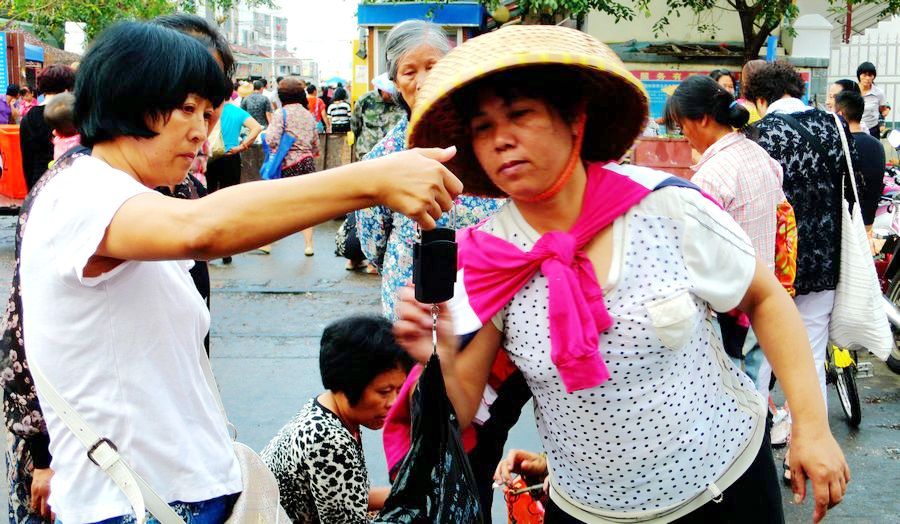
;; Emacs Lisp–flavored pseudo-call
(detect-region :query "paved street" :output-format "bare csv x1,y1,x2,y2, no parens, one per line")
0,216,897,522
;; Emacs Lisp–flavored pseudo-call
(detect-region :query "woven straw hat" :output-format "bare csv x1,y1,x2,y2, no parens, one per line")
408,25,648,198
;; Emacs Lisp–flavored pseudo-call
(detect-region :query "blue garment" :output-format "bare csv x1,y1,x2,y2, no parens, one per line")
220,103,253,152
56,494,238,524
355,117,505,319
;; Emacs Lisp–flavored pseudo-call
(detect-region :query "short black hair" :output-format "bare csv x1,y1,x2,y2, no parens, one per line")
333,87,348,101
856,61,877,80
319,316,413,406
741,61,806,105
454,65,586,126
19,86,31,96
709,69,734,83
6,84,20,97
834,90,865,124
306,84,317,95
152,13,235,78
253,80,264,90
260,78,268,87
74,22,228,148
665,75,749,130
36,65,75,95
276,76,283,83
833,78,860,94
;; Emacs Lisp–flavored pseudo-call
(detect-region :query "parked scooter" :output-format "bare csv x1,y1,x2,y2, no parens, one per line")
875,153,900,373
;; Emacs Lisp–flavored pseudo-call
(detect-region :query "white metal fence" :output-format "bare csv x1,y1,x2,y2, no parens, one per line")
829,31,900,127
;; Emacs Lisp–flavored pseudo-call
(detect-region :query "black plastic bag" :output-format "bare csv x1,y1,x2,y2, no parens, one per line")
374,353,484,524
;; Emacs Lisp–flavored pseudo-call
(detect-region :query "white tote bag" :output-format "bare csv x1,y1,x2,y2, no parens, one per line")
828,112,893,360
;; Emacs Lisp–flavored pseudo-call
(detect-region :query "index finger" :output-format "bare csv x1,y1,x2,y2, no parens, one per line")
442,167,463,200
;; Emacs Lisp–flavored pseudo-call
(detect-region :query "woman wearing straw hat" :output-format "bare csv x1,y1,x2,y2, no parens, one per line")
394,25,849,523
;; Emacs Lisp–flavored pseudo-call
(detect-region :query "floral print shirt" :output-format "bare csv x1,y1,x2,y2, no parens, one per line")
266,104,320,169
355,118,505,319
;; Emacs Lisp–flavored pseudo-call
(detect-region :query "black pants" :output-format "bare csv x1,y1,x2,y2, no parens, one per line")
206,153,241,193
545,422,783,523
869,124,881,139
466,370,533,521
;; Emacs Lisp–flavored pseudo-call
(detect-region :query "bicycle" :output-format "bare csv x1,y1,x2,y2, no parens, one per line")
825,344,862,427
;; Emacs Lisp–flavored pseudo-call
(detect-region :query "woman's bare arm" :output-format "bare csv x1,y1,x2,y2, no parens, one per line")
97,147,462,261
739,260,850,523
394,288,501,428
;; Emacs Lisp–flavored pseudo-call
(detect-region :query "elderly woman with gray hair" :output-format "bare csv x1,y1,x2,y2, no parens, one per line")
356,19,504,319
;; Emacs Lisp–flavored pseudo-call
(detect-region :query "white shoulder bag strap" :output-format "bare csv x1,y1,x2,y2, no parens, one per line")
832,112,860,201
29,361,186,524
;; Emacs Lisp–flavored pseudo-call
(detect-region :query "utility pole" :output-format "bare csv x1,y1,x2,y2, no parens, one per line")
270,12,276,83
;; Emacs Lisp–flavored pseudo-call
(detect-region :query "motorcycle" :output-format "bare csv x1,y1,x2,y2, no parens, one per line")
873,163,900,374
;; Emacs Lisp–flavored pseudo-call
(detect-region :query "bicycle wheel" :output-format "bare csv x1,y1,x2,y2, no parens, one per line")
834,365,862,427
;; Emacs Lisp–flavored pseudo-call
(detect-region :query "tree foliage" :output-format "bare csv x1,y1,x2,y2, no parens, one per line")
2,0,274,40
371,0,900,61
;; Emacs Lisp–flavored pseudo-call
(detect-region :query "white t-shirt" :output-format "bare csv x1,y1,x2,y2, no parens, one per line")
20,155,241,522
462,164,766,515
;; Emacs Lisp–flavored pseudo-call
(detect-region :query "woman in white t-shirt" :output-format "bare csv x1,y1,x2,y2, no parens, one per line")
394,26,849,524
18,22,460,523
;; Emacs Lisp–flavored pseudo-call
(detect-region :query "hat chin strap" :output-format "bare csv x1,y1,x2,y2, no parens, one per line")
518,114,588,204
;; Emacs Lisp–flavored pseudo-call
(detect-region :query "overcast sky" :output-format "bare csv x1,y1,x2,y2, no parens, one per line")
276,0,358,81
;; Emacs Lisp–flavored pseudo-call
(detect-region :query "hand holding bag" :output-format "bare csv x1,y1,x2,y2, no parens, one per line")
829,112,893,360
260,108,295,181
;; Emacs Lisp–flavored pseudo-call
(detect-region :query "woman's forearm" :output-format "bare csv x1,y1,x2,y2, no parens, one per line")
100,147,459,261
368,487,390,511
184,164,381,258
741,262,828,432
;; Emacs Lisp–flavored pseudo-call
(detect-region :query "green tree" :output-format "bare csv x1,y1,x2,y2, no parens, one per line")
2,0,273,40
371,0,900,62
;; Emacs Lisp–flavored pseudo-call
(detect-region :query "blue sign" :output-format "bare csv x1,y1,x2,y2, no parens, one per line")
0,32,7,97
358,2,483,27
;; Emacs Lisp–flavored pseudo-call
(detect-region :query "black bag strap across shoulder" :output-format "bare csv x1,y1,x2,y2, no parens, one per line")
768,112,839,183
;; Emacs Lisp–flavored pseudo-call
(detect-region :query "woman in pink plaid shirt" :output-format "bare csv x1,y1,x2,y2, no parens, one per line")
665,75,786,387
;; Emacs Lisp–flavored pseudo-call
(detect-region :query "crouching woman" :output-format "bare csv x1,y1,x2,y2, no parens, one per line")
262,317,413,523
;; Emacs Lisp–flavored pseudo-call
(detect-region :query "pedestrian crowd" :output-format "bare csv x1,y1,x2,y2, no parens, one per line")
3,10,893,524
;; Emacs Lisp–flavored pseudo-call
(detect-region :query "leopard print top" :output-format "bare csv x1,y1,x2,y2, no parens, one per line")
261,398,371,523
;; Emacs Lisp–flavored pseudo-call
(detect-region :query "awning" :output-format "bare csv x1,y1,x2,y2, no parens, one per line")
357,2,483,27
24,43,44,63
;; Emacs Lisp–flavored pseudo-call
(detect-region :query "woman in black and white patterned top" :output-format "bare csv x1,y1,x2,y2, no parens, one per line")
261,316,413,523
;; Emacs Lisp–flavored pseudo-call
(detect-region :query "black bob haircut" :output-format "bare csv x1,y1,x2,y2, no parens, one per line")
75,22,228,148
319,316,414,406
834,90,865,124
741,61,806,106
856,61,877,80
152,13,235,78
708,69,734,82
665,75,750,130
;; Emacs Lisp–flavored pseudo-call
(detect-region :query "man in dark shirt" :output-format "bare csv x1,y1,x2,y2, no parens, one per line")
240,80,273,127
835,90,885,226
19,65,75,190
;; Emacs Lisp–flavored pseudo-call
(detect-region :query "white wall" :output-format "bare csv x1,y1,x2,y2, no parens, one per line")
585,0,744,43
